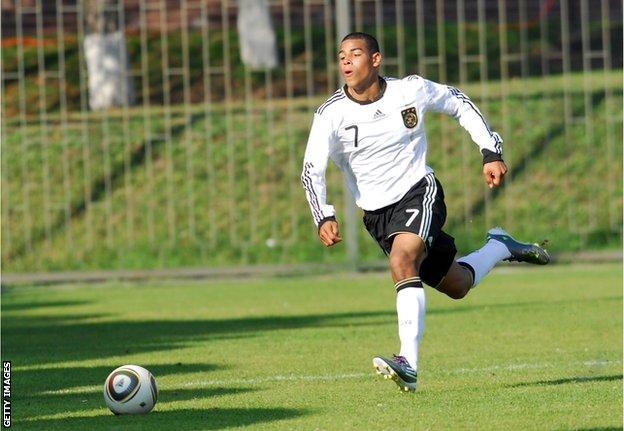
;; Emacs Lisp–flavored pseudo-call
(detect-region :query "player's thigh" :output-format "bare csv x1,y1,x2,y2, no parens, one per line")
388,233,427,272
390,232,427,265
388,173,447,252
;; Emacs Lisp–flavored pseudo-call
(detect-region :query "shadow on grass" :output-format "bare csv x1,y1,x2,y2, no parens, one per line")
16,386,257,422
5,295,620,367
2,306,393,426
509,374,622,388
2,310,398,367
21,406,307,431
12,362,235,420
16,362,222,394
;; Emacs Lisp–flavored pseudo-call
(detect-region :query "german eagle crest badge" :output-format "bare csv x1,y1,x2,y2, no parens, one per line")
401,107,418,128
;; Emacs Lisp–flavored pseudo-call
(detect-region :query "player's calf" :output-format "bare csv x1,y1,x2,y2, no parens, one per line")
435,262,473,299
456,227,550,288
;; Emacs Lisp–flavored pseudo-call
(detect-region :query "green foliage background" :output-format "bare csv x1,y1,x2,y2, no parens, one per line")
1,21,622,272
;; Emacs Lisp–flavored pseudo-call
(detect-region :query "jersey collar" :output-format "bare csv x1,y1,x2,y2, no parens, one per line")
343,77,387,105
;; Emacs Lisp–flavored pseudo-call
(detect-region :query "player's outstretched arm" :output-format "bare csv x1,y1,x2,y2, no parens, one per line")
422,79,506,178
483,160,508,188
318,219,342,247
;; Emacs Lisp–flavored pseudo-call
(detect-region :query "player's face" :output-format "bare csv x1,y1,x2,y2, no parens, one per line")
338,38,381,91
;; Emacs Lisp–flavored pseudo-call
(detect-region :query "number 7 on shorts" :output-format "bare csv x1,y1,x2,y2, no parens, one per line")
405,209,419,227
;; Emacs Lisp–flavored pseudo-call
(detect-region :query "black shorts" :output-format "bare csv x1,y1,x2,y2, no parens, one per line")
363,173,457,287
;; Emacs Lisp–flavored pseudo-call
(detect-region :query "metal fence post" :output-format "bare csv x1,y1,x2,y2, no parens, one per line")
336,0,359,268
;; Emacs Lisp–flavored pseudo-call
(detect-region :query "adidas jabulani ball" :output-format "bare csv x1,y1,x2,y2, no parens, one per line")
103,365,158,415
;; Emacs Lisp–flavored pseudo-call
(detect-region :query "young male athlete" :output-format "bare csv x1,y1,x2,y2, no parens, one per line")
301,32,550,392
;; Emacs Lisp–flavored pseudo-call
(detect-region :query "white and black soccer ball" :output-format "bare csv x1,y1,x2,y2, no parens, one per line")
103,365,158,415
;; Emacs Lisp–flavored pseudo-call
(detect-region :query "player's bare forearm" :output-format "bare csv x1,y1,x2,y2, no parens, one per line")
318,219,342,247
483,160,508,189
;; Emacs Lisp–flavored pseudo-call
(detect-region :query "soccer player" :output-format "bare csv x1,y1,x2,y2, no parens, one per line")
301,32,550,392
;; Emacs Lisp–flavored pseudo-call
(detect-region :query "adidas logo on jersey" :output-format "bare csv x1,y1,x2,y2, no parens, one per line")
373,109,387,120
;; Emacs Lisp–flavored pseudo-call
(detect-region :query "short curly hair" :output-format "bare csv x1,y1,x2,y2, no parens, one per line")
341,32,380,55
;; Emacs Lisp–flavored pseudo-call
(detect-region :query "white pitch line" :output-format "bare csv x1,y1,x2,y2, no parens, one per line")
178,372,371,388
40,359,620,395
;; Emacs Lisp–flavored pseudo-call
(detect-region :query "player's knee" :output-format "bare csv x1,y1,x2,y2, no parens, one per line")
389,249,418,274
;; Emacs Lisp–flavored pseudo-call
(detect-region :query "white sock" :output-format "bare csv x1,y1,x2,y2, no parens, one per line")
395,277,426,371
457,239,511,287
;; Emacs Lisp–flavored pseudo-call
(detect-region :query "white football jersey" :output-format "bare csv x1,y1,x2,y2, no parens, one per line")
301,75,503,226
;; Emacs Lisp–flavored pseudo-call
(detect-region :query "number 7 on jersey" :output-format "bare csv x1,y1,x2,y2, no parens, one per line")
345,125,358,147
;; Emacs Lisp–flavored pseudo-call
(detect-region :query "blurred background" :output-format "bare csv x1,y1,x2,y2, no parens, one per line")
1,0,622,276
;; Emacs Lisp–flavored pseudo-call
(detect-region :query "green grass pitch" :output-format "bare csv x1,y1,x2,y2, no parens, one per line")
2,263,622,430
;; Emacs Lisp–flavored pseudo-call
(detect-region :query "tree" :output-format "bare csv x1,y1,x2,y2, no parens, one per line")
237,0,278,69
83,0,135,110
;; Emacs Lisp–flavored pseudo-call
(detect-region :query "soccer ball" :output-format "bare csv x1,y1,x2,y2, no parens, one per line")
103,365,158,415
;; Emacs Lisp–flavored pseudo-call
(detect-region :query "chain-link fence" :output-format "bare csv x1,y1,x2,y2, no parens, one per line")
1,0,622,273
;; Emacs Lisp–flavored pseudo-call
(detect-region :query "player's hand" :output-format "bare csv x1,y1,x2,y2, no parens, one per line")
483,160,508,189
318,219,342,247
